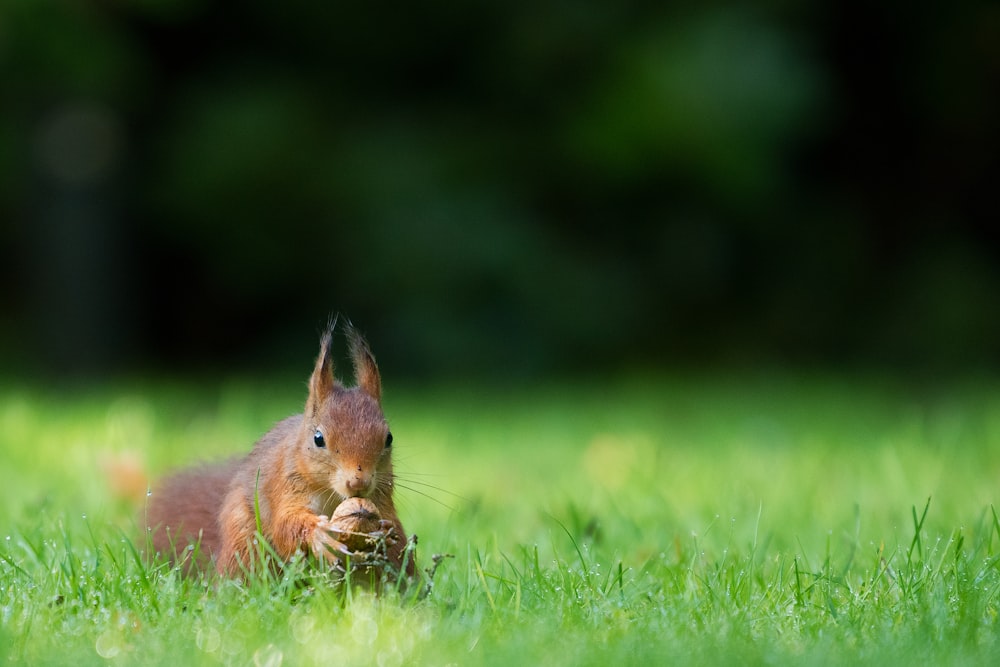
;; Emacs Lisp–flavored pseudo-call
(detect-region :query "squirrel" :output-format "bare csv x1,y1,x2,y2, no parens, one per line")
145,320,414,579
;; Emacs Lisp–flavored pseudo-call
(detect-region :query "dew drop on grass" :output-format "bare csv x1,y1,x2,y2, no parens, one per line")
377,646,403,667
95,630,122,659
352,614,379,646
196,627,221,653
253,644,283,667
290,614,316,644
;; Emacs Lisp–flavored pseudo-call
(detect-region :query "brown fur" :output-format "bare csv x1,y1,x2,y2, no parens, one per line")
145,322,412,578
146,459,240,571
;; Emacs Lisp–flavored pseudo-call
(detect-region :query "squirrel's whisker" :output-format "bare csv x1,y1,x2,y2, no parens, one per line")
393,482,459,512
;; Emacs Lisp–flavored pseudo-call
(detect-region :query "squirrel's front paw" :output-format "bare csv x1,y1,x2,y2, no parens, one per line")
376,519,400,547
312,517,354,562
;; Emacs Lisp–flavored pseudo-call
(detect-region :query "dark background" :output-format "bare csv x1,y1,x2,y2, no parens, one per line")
2,0,998,380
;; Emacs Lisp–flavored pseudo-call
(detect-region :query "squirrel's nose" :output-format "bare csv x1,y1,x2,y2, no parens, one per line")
344,473,372,497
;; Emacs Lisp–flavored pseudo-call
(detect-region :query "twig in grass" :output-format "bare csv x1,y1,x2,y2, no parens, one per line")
418,552,454,601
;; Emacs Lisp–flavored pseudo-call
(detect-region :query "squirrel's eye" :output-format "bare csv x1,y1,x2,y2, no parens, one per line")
313,430,326,448
385,432,393,448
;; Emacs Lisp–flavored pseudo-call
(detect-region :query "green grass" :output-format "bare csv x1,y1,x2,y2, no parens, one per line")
2,372,1000,665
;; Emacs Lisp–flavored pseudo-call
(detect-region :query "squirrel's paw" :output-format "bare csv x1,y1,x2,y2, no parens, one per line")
313,516,384,566
312,517,357,560
376,520,400,547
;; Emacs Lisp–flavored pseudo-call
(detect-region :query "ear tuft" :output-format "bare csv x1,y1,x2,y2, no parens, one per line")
307,322,337,409
346,321,382,402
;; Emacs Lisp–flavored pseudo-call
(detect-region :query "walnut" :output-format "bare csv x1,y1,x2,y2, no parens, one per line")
328,497,383,552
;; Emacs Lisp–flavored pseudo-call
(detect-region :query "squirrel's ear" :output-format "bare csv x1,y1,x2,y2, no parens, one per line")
308,328,336,406
347,324,382,402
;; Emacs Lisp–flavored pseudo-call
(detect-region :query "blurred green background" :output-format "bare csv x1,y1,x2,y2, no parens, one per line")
1,0,998,380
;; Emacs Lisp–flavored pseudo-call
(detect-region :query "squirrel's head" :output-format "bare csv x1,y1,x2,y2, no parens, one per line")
301,320,393,504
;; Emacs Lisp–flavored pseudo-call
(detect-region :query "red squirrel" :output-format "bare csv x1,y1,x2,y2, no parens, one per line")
146,321,413,579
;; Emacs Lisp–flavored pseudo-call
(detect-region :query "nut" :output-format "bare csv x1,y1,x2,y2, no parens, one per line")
328,497,382,551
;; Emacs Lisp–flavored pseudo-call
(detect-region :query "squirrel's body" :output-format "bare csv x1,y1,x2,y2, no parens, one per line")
146,323,412,578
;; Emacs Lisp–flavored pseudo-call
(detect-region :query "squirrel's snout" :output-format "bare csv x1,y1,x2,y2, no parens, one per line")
343,472,373,497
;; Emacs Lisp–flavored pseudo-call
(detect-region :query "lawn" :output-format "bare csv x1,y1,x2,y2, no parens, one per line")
2,371,1000,665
